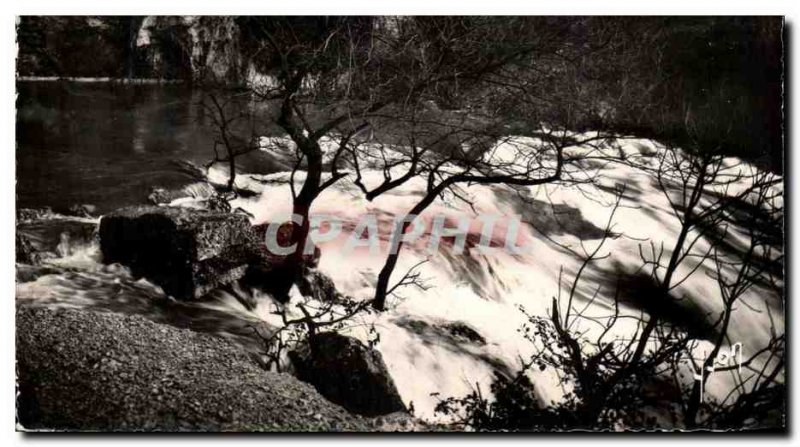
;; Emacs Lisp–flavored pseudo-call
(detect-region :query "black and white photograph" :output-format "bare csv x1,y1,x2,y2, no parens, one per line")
8,6,790,436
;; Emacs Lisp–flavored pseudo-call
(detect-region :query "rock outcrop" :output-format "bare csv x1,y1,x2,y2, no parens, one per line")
147,183,217,206
16,213,99,263
238,223,322,302
289,332,407,417
148,183,232,212
99,206,261,300
297,268,340,302
16,232,40,265
250,222,320,267
65,204,98,218
136,16,246,84
17,207,55,223
16,306,376,431
17,16,272,86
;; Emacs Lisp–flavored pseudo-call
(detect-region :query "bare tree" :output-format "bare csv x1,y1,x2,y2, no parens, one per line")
205,17,589,296
365,127,613,311
251,290,375,372
434,154,783,429
200,92,264,191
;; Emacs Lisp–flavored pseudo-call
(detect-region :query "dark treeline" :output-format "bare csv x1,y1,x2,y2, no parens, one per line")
587,17,783,172
16,16,783,169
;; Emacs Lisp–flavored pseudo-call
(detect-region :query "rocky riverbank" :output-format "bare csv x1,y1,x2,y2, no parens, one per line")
16,305,421,432
15,198,423,431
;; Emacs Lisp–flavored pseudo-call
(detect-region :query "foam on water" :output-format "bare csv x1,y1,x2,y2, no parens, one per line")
221,136,784,421
16,135,783,423
16,224,279,356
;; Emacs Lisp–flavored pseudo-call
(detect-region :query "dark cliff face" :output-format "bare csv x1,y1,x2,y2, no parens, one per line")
16,16,783,172
16,16,247,84
17,17,143,79
15,16,380,85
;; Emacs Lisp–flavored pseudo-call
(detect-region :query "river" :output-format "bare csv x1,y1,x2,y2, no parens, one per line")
16,80,286,365
15,81,784,423
16,81,277,213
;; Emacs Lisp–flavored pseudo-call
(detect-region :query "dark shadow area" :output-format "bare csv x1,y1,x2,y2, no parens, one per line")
435,249,503,301
493,187,607,240
395,316,512,380
580,261,719,342
689,191,785,302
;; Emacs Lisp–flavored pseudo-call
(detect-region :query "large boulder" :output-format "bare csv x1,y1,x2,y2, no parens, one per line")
16,306,375,431
240,223,321,302
99,206,262,300
289,332,407,417
250,222,320,267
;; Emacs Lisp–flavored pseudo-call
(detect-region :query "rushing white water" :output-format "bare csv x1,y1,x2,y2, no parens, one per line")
16,135,783,424
15,216,278,356
217,135,784,422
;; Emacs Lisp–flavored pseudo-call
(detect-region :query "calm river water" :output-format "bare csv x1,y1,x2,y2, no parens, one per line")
16,81,277,213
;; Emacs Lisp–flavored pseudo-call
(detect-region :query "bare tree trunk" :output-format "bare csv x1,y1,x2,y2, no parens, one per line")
373,244,402,311
226,146,236,191
289,141,323,265
373,183,446,310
